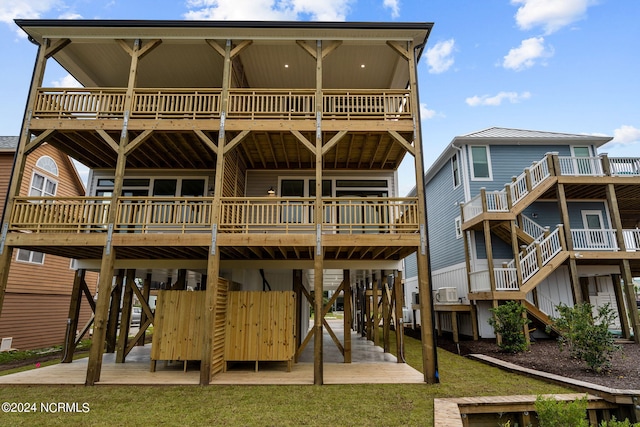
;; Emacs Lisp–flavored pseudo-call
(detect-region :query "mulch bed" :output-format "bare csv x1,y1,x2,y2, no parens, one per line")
437,335,640,390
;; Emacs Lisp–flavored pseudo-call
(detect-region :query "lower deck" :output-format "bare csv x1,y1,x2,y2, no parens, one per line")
0,319,424,386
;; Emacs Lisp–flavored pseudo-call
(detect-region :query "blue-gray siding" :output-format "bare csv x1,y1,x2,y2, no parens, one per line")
404,252,418,279
465,144,573,196
425,153,467,271
522,201,609,230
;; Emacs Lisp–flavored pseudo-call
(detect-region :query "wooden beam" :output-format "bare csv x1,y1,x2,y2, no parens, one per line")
291,130,316,154
62,269,85,363
388,130,415,156
322,41,342,59
206,39,225,57
23,129,55,154
343,269,352,363
322,318,344,356
116,39,134,56
224,130,250,154
124,129,153,155
44,38,71,58
85,248,116,385
386,41,410,60
116,269,136,363
321,130,347,156
137,39,162,60
296,40,316,59
230,40,252,59
105,270,124,354
193,129,218,155
137,272,152,346
393,271,404,362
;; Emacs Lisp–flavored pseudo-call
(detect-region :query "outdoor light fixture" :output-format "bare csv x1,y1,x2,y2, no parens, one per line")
267,187,275,196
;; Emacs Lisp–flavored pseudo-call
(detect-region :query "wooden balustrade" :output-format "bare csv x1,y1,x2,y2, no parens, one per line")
8,196,419,236
32,87,412,122
9,197,111,232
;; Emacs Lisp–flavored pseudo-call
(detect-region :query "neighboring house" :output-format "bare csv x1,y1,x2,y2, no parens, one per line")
0,20,437,385
0,136,98,350
404,127,640,342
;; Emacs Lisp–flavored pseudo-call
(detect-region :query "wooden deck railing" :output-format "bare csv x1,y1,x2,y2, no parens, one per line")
321,197,419,233
9,197,111,232
219,197,316,233
115,197,214,233
8,196,419,236
32,88,412,121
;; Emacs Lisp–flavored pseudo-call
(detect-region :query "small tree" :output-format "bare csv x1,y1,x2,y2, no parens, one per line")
550,302,621,373
535,395,588,427
488,300,531,353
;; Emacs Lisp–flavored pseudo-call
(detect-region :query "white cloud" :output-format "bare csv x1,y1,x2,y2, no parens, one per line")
184,0,353,21
611,125,640,146
0,0,63,25
511,0,595,34
383,0,399,18
51,74,82,88
465,91,531,107
503,37,553,71
420,103,436,120
424,39,455,74
59,12,82,19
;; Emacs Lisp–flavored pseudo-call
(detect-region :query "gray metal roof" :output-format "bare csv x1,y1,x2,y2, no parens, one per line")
0,136,18,151
457,127,612,144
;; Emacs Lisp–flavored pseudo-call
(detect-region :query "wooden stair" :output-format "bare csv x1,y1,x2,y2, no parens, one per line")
524,300,560,335
519,251,570,295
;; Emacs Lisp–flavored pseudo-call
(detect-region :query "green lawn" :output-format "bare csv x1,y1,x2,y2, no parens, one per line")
0,332,570,426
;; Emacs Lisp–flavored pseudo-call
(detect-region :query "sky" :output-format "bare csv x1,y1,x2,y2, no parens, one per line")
0,0,638,195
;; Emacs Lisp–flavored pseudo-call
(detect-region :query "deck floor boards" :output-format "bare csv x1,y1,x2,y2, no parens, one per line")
0,319,424,385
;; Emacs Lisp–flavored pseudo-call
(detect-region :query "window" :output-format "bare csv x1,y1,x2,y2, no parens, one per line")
29,172,57,196
452,153,461,188
16,249,44,265
454,216,462,239
469,146,492,180
35,156,58,176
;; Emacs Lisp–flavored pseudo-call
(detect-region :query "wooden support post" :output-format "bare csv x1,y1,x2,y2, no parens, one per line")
173,269,187,290
116,269,135,363
394,271,404,362
343,269,351,363
137,272,151,346
568,258,582,305
382,273,390,352
293,270,303,361
492,300,502,346
483,220,496,293
510,220,523,289
63,269,86,363
200,251,221,384
470,303,479,340
0,248,14,336
372,271,380,346
105,270,123,353
611,274,631,340
621,260,640,343
521,300,530,346
313,254,324,385
451,312,459,344
85,248,116,385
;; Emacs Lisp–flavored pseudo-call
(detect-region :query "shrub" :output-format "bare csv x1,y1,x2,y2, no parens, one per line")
550,302,621,373
535,395,588,427
488,300,531,353
599,417,640,427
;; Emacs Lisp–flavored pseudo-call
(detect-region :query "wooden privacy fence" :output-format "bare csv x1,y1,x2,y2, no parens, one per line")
151,278,228,375
224,291,296,371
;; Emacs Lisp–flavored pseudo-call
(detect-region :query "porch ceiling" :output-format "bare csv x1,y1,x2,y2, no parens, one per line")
538,182,640,228
18,21,431,90
34,129,411,170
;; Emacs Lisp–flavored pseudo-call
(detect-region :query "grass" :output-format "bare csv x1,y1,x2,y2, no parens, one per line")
0,331,571,426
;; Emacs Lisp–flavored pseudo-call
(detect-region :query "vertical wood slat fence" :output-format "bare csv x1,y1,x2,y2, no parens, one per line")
9,197,111,232
224,291,296,371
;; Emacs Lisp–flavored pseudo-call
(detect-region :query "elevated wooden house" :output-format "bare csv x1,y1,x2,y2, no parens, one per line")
0,20,437,385
404,127,640,343
0,136,98,350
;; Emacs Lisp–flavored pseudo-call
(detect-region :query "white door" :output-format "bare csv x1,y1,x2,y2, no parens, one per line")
581,210,606,247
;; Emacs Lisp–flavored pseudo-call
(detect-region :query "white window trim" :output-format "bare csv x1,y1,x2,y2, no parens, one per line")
29,171,58,197
15,249,45,265
454,216,462,239
35,155,59,176
571,145,594,157
581,210,605,229
451,153,461,189
469,145,493,181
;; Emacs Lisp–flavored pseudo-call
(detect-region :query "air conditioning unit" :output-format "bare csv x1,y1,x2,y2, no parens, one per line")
436,287,458,303
402,307,413,324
